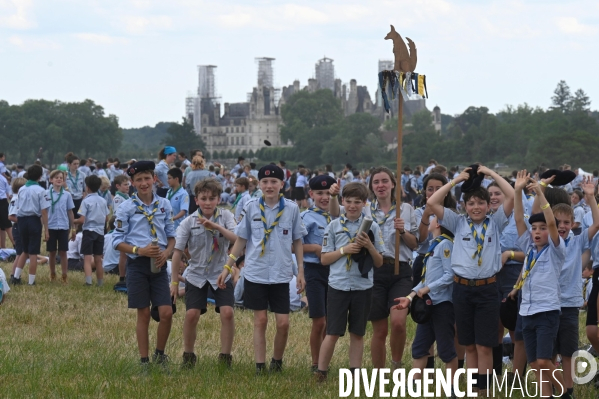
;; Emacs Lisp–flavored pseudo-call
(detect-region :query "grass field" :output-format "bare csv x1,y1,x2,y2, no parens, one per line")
1,260,599,399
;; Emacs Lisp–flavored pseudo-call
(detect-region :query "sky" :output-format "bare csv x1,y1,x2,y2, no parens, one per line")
1,0,598,128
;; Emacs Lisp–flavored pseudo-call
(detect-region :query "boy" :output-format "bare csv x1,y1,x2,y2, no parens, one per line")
166,168,189,231
393,213,457,392
301,175,340,371
13,165,50,286
217,164,307,374
314,182,384,380
509,170,565,398
112,161,176,367
46,170,75,283
74,175,109,286
427,165,514,395
98,176,114,214
232,177,250,222
8,177,25,283
171,178,237,368
112,175,130,212
103,217,121,275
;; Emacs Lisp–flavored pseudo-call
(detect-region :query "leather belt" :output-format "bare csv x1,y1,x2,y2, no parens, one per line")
453,275,497,287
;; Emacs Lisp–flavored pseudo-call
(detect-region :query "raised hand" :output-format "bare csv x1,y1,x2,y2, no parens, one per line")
581,176,596,197
515,170,530,191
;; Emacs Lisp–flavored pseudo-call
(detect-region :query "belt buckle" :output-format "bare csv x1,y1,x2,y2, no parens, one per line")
468,279,476,287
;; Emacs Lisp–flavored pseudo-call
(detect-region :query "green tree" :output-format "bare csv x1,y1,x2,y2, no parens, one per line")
161,118,205,157
551,80,572,112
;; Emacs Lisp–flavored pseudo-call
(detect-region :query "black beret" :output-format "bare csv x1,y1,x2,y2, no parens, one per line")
410,294,433,324
540,169,576,187
127,161,155,177
461,164,485,193
500,297,518,331
258,164,284,181
528,212,547,225
309,175,337,190
151,301,176,322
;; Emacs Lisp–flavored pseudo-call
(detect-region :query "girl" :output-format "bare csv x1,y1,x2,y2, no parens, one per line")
66,153,85,216
156,146,177,198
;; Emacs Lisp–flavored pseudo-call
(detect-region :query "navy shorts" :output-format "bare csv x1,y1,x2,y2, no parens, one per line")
304,262,329,319
81,230,104,256
73,198,83,217
47,229,69,252
12,223,23,255
412,301,457,363
452,279,500,347
126,256,171,309
243,279,290,314
522,310,559,363
369,261,413,321
554,307,579,358
185,279,234,314
498,262,522,299
586,268,599,326
326,286,372,337
0,198,11,229
16,216,42,255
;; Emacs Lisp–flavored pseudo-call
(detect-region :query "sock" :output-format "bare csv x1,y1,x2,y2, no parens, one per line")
458,359,465,369
28,274,36,285
14,268,22,279
155,349,164,356
478,373,489,390
426,356,435,369
119,276,125,282
492,344,503,376
96,279,103,286
140,357,149,363
473,373,480,389
85,276,92,284
349,367,358,373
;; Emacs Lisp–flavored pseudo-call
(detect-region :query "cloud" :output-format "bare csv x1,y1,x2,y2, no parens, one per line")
8,34,59,50
0,0,35,29
118,15,173,34
73,33,128,44
556,17,598,35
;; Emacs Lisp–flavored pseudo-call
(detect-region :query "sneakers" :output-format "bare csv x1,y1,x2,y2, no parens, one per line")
152,353,169,365
314,369,327,382
269,358,283,373
84,283,93,286
10,276,21,285
255,363,266,375
182,352,197,369
218,353,232,368
311,364,318,373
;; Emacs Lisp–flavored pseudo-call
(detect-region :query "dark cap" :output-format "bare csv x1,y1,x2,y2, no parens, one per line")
500,297,518,331
541,169,576,187
264,140,272,146
151,301,177,322
237,156,245,162
127,161,155,177
309,175,336,190
258,164,284,181
529,212,548,225
461,164,485,193
410,294,433,324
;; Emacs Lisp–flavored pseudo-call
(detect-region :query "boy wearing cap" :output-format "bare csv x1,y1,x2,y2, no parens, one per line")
509,171,565,398
393,213,457,391
427,165,514,395
13,165,50,286
314,183,384,381
301,174,340,371
171,178,237,368
217,164,307,374
112,161,176,367
74,175,109,286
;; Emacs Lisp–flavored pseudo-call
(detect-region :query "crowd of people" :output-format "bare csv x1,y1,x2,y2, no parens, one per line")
1,146,599,398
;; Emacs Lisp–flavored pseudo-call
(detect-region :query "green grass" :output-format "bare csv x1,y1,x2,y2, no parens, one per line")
1,260,599,398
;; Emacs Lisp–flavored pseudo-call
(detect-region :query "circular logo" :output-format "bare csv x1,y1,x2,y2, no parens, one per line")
128,167,135,175
265,170,271,176
572,349,597,385
322,181,327,187
426,299,432,305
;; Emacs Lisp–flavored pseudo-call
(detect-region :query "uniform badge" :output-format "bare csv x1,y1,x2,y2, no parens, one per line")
323,237,327,246
283,229,288,235
488,237,492,242
117,220,122,229
321,181,327,187
444,249,450,258
160,208,165,213
265,170,271,176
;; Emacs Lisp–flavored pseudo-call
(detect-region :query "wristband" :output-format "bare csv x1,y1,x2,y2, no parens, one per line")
540,181,548,188
449,180,456,187
170,282,179,286
512,284,520,290
406,296,413,303
132,246,138,255
331,194,338,198
228,253,238,262
223,265,233,274
541,203,550,210
340,247,345,255
510,250,515,260
420,220,430,226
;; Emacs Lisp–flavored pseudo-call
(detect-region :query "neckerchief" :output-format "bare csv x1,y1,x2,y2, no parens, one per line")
131,193,160,238
565,237,571,247
584,278,591,300
421,234,453,283
116,192,129,200
68,170,79,188
25,180,38,187
258,194,285,256
339,214,360,271
167,186,181,200
232,192,244,209
197,207,220,263
515,244,550,289
309,207,331,224
468,217,489,266
50,187,64,212
100,190,109,199
108,229,114,234
370,200,396,226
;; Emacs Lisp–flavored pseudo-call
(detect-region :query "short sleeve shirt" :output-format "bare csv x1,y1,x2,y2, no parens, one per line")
364,201,416,262
47,188,75,230
301,208,333,264
66,170,85,200
16,184,50,217
79,193,109,235
167,188,189,231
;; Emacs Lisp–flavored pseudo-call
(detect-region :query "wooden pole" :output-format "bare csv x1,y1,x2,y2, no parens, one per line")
394,94,403,275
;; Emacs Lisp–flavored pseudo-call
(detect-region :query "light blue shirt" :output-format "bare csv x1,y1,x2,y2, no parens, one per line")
0,174,9,200
574,206,585,226
47,188,75,230
301,208,331,264
500,214,530,265
167,187,189,231
155,160,169,189
517,233,565,316
78,165,92,177
79,193,109,235
415,205,431,255
66,170,85,200
322,214,385,291
412,238,454,305
234,191,250,222
365,202,416,262
98,190,113,211
235,197,307,284
113,194,176,257
440,205,509,279
560,231,590,308
185,169,212,197
102,232,120,270
16,184,50,217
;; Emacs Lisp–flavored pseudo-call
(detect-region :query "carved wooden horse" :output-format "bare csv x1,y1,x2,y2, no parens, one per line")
384,25,417,73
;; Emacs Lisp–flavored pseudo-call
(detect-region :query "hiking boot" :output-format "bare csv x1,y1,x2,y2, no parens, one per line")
182,352,197,369
269,358,283,373
61,274,68,284
218,353,232,368
255,363,266,376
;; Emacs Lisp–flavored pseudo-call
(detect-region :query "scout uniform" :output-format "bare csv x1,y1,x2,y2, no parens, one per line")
66,169,85,215
113,191,129,213
46,186,75,254
167,186,189,231
79,192,109,258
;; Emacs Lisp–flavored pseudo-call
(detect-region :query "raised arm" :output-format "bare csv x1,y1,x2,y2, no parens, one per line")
427,168,470,221
514,170,530,237
479,166,514,216
529,179,559,246
581,176,599,240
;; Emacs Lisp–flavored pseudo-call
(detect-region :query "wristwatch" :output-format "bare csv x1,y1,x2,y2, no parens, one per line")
132,246,138,255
